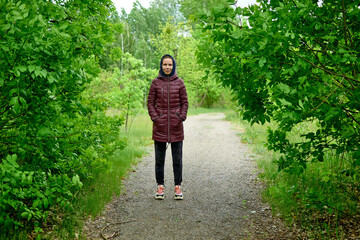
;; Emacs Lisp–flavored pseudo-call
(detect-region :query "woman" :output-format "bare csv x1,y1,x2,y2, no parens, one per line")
147,54,188,200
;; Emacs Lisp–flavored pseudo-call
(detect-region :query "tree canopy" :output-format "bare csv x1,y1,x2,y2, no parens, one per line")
193,0,360,171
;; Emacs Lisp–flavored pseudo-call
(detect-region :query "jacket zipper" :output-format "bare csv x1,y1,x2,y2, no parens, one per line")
167,77,170,142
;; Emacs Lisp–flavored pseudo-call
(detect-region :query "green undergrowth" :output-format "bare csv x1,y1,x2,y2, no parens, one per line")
51,113,153,239
225,110,360,239
80,115,152,217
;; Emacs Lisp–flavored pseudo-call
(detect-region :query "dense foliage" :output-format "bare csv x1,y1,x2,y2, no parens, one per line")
0,0,126,235
192,0,360,179
184,0,360,236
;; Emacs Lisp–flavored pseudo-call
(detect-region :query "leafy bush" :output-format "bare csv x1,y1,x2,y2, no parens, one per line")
192,0,360,218
0,154,83,231
234,115,360,238
0,0,125,235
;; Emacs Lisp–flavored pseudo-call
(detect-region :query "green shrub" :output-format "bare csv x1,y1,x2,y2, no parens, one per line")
230,112,360,238
0,0,121,236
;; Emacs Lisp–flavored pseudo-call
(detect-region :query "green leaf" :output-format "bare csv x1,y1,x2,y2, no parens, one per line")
1,45,10,51
21,212,28,219
9,88,18,96
34,69,41,77
298,99,304,109
3,177,11,183
298,76,307,84
262,22,267,30
43,198,49,209
37,127,52,137
2,24,11,31
258,40,268,50
27,173,33,183
231,30,242,39
277,83,291,94
19,97,27,106
259,57,266,68
40,69,47,78
48,75,56,83
9,96,18,106
32,199,41,208
28,65,36,73
60,32,71,38
279,98,292,106
21,173,26,183
17,66,27,72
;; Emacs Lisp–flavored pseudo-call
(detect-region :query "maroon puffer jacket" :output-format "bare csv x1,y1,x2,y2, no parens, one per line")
147,72,188,143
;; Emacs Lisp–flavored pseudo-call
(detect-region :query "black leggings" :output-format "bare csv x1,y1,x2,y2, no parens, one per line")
155,141,183,186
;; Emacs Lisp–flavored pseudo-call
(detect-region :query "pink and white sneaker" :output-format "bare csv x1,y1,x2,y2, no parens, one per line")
155,184,164,200
174,185,183,200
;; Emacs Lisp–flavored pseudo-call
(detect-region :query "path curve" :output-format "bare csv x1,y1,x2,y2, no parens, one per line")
84,113,294,239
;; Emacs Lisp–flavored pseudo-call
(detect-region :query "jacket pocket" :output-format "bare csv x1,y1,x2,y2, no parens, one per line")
175,112,182,121
154,113,162,122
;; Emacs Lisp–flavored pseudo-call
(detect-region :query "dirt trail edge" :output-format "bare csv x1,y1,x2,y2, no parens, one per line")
84,113,295,240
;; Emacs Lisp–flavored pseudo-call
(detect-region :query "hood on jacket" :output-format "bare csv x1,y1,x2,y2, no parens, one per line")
159,54,176,77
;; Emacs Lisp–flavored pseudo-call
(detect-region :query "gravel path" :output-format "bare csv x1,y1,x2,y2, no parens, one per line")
84,113,295,240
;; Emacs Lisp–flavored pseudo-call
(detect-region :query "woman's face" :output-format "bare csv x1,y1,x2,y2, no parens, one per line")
162,58,173,75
